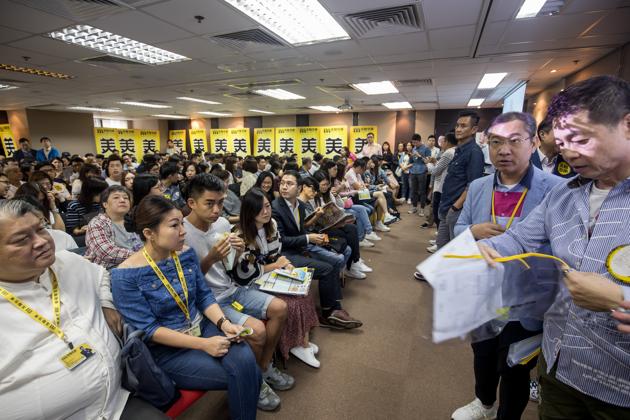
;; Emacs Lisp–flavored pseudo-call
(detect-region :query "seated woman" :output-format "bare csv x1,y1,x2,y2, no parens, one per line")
0,199,168,420
14,182,65,231
126,173,165,230
239,157,258,196
254,170,278,203
232,188,321,368
111,195,260,420
71,163,102,200
65,176,108,236
86,185,142,269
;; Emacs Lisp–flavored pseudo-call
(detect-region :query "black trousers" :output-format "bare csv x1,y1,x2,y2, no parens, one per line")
432,192,442,228
120,397,169,420
472,321,540,420
282,250,341,311
328,223,360,269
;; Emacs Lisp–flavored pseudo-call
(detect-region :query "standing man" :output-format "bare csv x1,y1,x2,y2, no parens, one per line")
479,75,630,418
451,112,562,420
13,138,37,162
531,117,577,178
35,136,61,162
408,133,431,216
359,132,382,158
436,111,485,248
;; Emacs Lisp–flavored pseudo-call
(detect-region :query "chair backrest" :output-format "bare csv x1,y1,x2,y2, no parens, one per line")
228,182,241,197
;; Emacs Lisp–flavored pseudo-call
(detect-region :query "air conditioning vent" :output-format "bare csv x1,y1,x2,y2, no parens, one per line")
13,0,141,21
396,78,433,87
223,92,261,100
230,79,302,90
211,29,286,51
80,55,146,65
342,4,423,39
316,84,354,93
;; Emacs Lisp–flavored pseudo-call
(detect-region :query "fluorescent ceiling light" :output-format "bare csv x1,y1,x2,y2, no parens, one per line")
382,101,412,110
177,96,221,105
253,89,305,100
68,106,120,113
47,25,190,65
119,101,171,109
0,83,18,91
223,0,350,46
152,114,189,119
249,109,275,114
477,72,508,89
309,106,339,112
351,81,399,95
468,98,485,107
198,111,232,116
515,0,547,19
0,63,73,79
550,69,557,73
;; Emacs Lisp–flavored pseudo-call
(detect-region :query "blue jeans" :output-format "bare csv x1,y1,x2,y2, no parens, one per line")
346,205,372,240
218,286,274,325
401,172,410,200
151,320,261,420
306,243,346,300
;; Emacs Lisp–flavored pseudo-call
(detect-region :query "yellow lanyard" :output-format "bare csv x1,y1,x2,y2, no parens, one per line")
143,248,190,323
444,252,570,271
491,187,528,230
0,269,73,349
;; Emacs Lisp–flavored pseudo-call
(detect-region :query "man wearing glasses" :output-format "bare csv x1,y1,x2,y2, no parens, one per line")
451,112,562,420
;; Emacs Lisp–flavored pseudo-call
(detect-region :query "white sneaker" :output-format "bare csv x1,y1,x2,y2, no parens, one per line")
365,232,381,241
429,239,436,245
419,209,425,217
451,398,497,420
290,346,320,368
408,207,418,214
374,221,390,232
426,244,437,253
309,342,319,355
384,213,397,223
406,199,411,204
352,260,373,273
359,239,374,248
344,267,367,279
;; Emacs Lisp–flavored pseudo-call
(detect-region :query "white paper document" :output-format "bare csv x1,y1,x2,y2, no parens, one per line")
416,228,504,343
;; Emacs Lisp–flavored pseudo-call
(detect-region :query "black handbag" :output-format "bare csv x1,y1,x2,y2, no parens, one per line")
324,235,347,254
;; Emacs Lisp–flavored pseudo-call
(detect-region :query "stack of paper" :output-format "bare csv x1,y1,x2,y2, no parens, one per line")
255,267,314,296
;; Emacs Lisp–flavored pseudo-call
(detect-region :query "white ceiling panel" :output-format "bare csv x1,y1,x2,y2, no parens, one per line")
320,0,415,14
0,25,30,44
86,11,193,44
562,0,629,14
581,10,630,36
155,37,239,60
487,0,521,22
9,35,100,60
428,25,477,50
0,44,67,66
299,40,367,61
422,0,485,29
503,13,606,43
0,1,74,33
359,32,430,55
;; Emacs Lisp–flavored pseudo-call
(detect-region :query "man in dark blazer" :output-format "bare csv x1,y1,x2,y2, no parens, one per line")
530,117,576,178
272,170,362,329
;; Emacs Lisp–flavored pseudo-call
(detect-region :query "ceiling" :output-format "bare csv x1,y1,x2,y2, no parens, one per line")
0,0,628,120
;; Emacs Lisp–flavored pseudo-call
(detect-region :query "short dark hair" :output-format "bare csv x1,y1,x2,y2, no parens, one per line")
428,134,436,139
239,187,274,248
298,175,318,191
283,162,299,172
445,133,458,146
78,176,108,207
488,112,536,139
159,161,179,179
18,137,29,144
458,111,480,126
301,156,312,166
101,185,131,205
185,173,226,200
79,163,102,183
313,153,323,162
132,174,159,205
34,162,53,171
352,158,367,169
281,170,300,183
105,154,123,177
547,75,630,127
366,132,374,137
211,168,230,181
412,133,422,141
134,195,177,241
255,155,267,162
242,157,258,174
40,136,50,143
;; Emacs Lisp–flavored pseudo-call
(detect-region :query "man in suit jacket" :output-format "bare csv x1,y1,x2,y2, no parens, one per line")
272,170,362,329
530,117,576,178
452,112,563,420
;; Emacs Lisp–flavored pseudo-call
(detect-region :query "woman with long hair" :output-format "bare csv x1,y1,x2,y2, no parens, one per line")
13,182,65,231
398,142,413,203
254,171,277,203
65,176,108,235
71,163,101,199
381,141,395,170
233,188,321,368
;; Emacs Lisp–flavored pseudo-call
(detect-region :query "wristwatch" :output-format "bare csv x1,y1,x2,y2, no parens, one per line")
216,316,227,331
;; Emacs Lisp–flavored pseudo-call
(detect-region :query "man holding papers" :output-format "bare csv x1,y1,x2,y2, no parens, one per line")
478,76,630,418
451,112,562,420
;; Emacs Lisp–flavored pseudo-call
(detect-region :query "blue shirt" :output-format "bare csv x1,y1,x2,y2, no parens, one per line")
409,145,431,175
483,176,630,407
35,147,61,162
111,248,217,339
438,138,485,215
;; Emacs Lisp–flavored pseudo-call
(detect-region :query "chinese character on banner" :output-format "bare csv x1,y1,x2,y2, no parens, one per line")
257,138,272,153
279,138,294,153
215,138,228,152
100,138,118,154
2,137,16,156
325,137,344,155
233,138,248,154
192,139,205,153
172,139,184,150
118,138,136,155
354,137,367,154
301,138,318,154
142,139,158,154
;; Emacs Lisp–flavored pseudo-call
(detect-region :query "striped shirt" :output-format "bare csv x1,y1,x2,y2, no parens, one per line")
484,175,630,407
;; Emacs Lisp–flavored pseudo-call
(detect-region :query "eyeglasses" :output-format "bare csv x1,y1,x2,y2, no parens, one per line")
487,136,533,149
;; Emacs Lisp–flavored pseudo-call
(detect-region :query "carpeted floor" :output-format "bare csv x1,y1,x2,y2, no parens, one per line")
181,205,539,419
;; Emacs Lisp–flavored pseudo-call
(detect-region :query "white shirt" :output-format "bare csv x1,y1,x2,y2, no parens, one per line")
589,182,611,230
47,228,78,251
105,178,121,186
537,148,556,174
183,216,237,301
0,251,128,420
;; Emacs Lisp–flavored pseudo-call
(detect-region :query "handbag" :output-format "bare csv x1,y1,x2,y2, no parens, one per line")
118,323,180,411
324,235,347,254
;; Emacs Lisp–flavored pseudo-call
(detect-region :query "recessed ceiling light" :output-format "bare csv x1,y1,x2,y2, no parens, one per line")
477,72,508,89
0,63,73,79
249,109,275,114
309,106,339,112
223,0,350,46
198,111,233,116
515,0,547,19
119,101,171,109
550,69,558,73
253,88,305,100
351,81,399,95
47,25,190,65
468,98,485,107
68,106,120,112
382,101,412,109
152,114,189,119
177,96,221,105
0,83,18,91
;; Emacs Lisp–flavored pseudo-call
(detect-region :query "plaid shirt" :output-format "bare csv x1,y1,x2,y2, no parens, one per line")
85,213,141,269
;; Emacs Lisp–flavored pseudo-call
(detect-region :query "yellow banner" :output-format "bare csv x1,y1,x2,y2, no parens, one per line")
350,126,377,155
138,129,160,160
168,130,186,152
0,124,17,158
116,129,139,157
298,127,319,160
188,129,207,154
253,128,274,156
319,126,347,158
228,128,250,157
94,127,119,157
209,129,229,154
275,127,298,156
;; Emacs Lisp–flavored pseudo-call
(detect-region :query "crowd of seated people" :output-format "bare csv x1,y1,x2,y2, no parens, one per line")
0,140,401,418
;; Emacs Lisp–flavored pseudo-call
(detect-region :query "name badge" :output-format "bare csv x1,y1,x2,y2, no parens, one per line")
358,189,371,200
60,343,95,370
184,323,202,337
231,300,244,312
